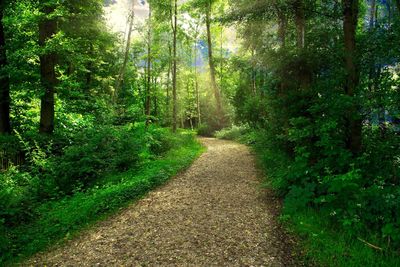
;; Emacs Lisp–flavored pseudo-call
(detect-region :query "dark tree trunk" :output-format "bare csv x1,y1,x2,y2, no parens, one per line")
343,0,362,154
166,43,171,124
0,4,10,134
206,1,224,126
277,8,287,48
153,76,158,117
116,3,135,100
293,0,311,91
294,0,305,49
172,0,178,132
145,4,152,126
39,5,58,134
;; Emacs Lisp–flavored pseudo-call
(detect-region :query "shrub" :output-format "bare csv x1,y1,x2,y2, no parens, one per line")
197,123,215,137
146,126,179,156
52,125,145,194
0,166,39,226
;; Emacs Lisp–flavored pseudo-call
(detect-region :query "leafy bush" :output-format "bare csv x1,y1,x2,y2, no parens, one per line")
51,125,146,194
214,124,258,145
214,125,249,140
146,126,179,156
0,166,41,226
0,129,203,265
197,123,215,137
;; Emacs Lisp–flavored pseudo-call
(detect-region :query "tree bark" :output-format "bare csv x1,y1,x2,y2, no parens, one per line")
277,8,287,48
206,1,224,126
0,3,10,134
116,3,135,100
343,0,362,154
166,43,172,125
145,4,152,126
172,0,178,132
294,0,305,49
194,37,201,126
39,5,58,134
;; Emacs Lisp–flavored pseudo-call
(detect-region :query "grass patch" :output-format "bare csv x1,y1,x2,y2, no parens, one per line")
282,209,400,267
2,131,204,266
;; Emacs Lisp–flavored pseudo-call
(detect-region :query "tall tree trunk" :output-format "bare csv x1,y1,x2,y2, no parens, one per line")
276,6,292,155
294,0,305,49
206,1,224,126
39,5,58,134
251,48,256,95
153,76,158,117
277,8,287,48
116,3,135,100
343,0,362,154
145,4,152,126
293,0,310,91
194,38,201,126
172,0,178,132
166,43,172,125
0,3,10,134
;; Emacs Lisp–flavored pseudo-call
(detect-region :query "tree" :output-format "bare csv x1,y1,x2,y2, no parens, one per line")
172,0,178,132
343,0,362,154
205,0,224,126
116,1,135,99
146,2,152,125
0,1,10,134
39,2,58,134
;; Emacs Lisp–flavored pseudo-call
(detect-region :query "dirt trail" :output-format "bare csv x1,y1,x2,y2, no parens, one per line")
27,138,296,266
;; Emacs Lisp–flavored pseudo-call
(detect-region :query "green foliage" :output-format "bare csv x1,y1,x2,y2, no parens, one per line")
214,124,252,142
52,125,146,193
0,130,203,265
226,0,400,264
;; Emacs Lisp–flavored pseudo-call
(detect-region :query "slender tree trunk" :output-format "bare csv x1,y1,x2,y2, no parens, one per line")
145,5,152,125
395,0,400,13
194,38,201,126
172,0,178,132
166,43,172,124
153,76,158,117
294,0,311,92
220,28,223,87
343,0,362,154
206,1,224,126
116,4,135,99
0,4,10,134
276,6,292,155
294,0,305,49
39,5,58,134
277,7,287,48
251,48,256,95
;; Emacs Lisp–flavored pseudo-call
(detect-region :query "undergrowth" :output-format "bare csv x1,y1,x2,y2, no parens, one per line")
215,125,400,267
1,127,203,265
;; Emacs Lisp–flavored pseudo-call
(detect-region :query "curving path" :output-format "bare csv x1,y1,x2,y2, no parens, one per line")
27,138,296,267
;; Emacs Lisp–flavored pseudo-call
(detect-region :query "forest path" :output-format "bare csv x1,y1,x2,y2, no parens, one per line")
27,138,296,266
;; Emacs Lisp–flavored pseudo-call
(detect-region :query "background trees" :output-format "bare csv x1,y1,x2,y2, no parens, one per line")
223,0,400,261
1,0,399,265
0,0,10,134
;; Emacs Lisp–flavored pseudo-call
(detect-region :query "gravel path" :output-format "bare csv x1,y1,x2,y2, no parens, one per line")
27,138,296,267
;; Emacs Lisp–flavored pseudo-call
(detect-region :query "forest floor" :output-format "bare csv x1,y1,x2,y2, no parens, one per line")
26,138,297,266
